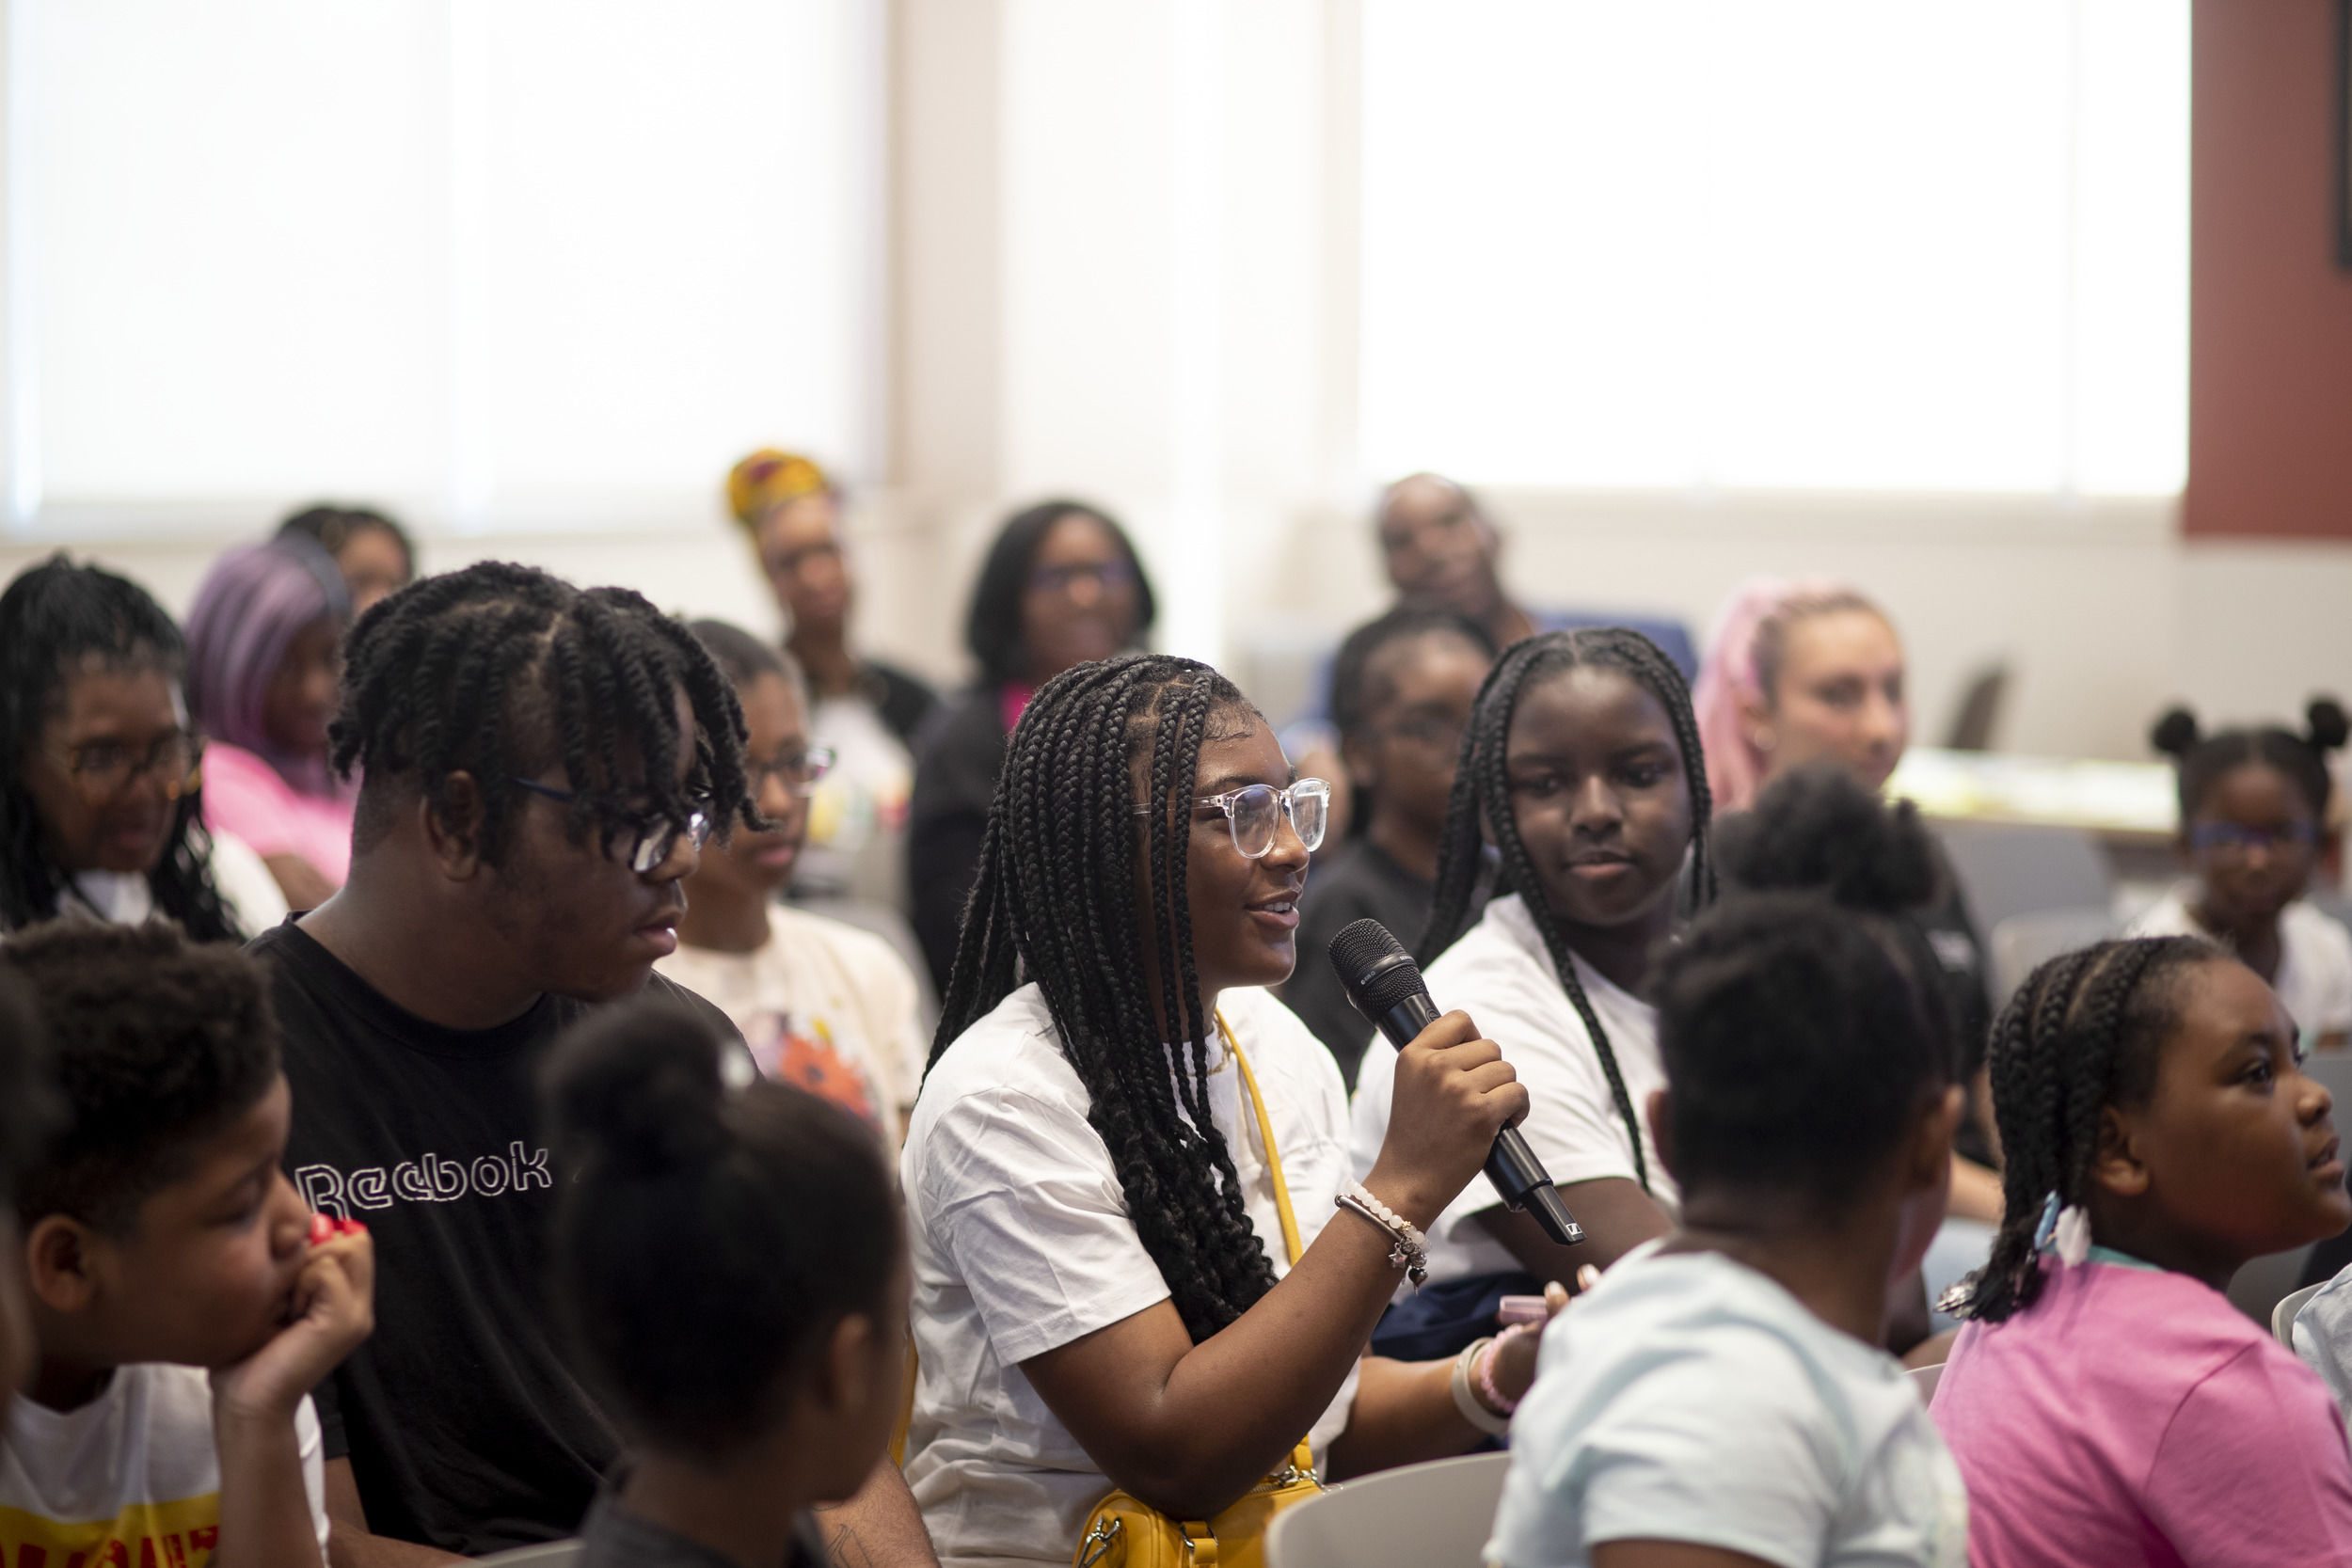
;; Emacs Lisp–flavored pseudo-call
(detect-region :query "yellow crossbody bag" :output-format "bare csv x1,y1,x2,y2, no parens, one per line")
1073,1012,1326,1568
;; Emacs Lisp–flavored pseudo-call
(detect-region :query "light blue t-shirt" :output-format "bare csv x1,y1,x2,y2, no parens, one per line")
1487,1243,1968,1568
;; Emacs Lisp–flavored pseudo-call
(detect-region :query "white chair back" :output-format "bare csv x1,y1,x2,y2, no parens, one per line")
470,1541,581,1568
1987,907,2121,1009
1267,1451,1512,1568
2276,1281,2326,1348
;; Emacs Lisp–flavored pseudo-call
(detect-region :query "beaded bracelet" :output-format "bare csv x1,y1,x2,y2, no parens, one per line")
1451,1337,1511,1437
1475,1321,1536,1416
1333,1180,1429,1287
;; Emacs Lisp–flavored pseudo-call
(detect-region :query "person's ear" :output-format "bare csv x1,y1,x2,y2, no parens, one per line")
2090,1104,2151,1199
24,1214,105,1316
421,772,487,881
1907,1085,1964,1192
1645,1087,1677,1181
1339,730,1380,793
814,1310,879,1421
1738,690,1776,757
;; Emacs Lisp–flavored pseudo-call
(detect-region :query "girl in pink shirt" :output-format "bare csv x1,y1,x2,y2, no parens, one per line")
1931,936,2352,1567
185,536,357,911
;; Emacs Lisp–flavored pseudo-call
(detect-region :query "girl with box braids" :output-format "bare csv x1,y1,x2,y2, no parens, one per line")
1419,627,1712,1196
930,654,1279,1341
0,556,242,940
1951,935,2217,1323
332,562,754,864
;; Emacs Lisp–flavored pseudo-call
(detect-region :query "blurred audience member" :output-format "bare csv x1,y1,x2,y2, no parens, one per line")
1375,474,1696,674
1285,605,1495,1085
0,556,282,941
187,537,357,910
729,450,935,910
907,499,1155,992
278,505,415,618
2136,701,2352,1054
659,621,929,1137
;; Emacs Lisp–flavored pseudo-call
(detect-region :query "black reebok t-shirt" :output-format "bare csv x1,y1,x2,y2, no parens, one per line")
251,919,745,1557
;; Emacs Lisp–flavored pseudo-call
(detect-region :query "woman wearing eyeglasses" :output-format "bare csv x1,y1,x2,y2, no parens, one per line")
903,652,1561,1568
659,620,930,1137
0,555,283,939
907,499,1158,993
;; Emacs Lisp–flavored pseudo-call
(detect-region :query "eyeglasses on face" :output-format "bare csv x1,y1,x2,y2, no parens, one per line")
508,777,713,874
46,731,203,801
1026,560,1137,598
2188,820,2318,857
746,745,836,800
1135,778,1330,859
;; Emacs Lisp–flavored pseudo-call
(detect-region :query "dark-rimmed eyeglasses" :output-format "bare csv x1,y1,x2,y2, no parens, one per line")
45,731,203,801
1136,778,1330,859
509,778,712,874
2188,820,2318,857
747,745,836,800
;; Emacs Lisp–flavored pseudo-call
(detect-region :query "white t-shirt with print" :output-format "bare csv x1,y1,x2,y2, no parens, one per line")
656,902,927,1127
900,982,1360,1568
1487,1244,1967,1568
1,1365,330,1568
1348,895,1673,1284
2129,888,2352,1046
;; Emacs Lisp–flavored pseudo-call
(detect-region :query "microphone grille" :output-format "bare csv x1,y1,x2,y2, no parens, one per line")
1328,918,1426,1016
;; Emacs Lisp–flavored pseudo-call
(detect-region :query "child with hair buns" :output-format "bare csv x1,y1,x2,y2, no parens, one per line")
2133,698,2352,1053
541,998,908,1568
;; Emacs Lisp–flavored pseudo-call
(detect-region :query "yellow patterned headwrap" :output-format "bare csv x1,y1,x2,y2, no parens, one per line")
726,449,833,532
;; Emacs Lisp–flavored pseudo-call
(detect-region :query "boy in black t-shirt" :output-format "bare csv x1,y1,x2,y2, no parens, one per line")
257,563,937,1568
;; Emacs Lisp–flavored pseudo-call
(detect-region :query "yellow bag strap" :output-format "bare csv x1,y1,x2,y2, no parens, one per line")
1216,1009,1303,1271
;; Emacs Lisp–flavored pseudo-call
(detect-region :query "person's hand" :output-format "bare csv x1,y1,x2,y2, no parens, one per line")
1479,1272,1601,1409
1364,1009,1529,1231
212,1216,376,1426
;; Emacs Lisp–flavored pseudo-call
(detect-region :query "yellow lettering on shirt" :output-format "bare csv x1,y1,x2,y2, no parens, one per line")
0,1493,222,1568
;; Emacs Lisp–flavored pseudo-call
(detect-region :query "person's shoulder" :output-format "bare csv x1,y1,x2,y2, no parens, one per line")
915,685,1003,752
2125,887,2201,940
640,969,749,1049
920,985,1071,1101
1425,897,1574,1013
767,903,915,985
2285,900,2352,964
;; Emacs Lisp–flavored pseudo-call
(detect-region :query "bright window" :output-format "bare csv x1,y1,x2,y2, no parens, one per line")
1359,0,2189,494
7,0,881,530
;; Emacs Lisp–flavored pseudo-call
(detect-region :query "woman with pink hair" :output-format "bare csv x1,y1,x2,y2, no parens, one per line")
1696,577,2003,1318
184,534,357,910
1692,577,1907,814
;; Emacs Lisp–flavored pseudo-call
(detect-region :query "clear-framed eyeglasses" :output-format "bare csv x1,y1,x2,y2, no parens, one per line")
1138,778,1330,859
747,744,837,800
508,778,714,874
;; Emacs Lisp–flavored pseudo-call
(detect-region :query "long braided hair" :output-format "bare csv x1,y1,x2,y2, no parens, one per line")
1420,627,1714,1195
0,556,241,941
1953,935,2219,1323
333,562,754,864
930,653,1279,1342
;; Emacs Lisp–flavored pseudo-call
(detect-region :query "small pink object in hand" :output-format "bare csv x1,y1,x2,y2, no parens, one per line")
1497,1295,1549,1325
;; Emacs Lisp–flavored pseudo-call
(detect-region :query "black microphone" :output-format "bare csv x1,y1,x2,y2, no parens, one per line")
1329,918,1584,1247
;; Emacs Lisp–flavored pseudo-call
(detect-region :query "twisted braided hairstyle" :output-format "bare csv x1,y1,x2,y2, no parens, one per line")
930,653,1279,1342
1953,935,2219,1323
1420,627,1713,1195
334,562,753,866
0,557,241,941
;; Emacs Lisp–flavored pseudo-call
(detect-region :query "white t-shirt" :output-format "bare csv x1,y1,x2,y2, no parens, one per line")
797,694,915,905
1488,1244,1968,1568
38,832,289,942
656,902,927,1127
900,983,1360,1568
2129,888,2352,1046
1348,895,1674,1284
1,1366,330,1568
